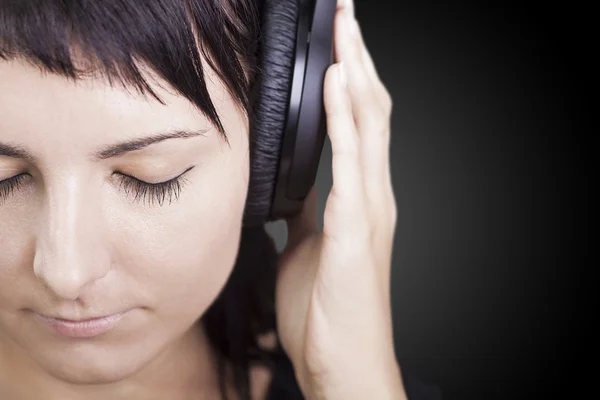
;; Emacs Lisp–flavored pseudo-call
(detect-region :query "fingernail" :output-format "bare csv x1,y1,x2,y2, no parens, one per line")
339,62,347,88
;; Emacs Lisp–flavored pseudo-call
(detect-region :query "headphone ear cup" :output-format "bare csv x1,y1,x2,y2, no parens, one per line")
242,0,299,227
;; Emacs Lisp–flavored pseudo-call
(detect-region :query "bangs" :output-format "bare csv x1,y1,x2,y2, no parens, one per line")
0,0,261,142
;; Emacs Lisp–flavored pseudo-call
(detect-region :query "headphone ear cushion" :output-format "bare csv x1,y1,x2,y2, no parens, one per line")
243,0,299,227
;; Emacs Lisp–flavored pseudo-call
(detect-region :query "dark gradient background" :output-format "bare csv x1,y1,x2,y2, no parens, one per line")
266,1,589,399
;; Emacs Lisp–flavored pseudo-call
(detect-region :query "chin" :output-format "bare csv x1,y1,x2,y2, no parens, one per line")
33,341,152,385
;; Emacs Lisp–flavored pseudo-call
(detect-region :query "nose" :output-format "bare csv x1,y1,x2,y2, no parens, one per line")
33,174,111,300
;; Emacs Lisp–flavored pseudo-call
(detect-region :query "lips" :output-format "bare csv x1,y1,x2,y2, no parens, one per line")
34,311,127,338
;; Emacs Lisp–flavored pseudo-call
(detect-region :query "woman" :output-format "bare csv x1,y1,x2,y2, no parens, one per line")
0,0,439,399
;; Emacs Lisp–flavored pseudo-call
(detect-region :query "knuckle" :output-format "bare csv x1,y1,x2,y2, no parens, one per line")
361,103,388,131
354,74,371,93
389,201,398,227
325,64,338,82
373,112,389,133
382,90,393,116
327,110,347,127
338,140,359,159
385,188,398,226
325,98,347,122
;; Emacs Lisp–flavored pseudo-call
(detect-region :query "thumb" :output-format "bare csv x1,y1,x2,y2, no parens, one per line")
284,185,320,251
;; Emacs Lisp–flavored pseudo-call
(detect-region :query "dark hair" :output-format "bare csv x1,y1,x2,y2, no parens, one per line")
0,1,282,399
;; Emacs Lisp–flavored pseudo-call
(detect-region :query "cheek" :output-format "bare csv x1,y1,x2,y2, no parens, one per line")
111,154,248,322
0,207,37,310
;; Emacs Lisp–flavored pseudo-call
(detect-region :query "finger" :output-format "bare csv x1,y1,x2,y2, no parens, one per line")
333,6,394,203
336,12,391,208
336,0,354,16
334,10,382,136
359,34,395,208
351,20,396,216
352,19,393,116
335,0,391,117
338,1,395,308
323,62,363,205
285,186,319,251
336,15,392,208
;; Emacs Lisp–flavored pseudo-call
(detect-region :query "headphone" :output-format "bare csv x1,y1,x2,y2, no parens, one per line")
242,0,336,227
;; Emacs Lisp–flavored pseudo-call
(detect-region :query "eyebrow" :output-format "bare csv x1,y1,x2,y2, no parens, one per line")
0,128,210,163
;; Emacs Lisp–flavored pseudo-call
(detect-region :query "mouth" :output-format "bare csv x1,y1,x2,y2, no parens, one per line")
33,311,127,338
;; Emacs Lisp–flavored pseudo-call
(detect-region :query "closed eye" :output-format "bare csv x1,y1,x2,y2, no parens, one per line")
0,167,195,207
0,174,29,205
113,166,195,207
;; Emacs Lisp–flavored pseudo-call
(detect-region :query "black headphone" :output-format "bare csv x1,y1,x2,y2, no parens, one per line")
242,0,336,227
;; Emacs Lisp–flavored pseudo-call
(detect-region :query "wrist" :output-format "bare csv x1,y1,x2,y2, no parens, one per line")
302,360,407,400
367,360,408,400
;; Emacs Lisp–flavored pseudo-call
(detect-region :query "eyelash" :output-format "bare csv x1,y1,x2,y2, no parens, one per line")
114,168,192,207
0,168,193,207
0,174,28,205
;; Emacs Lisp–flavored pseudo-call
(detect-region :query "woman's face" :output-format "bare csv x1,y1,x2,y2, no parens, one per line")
0,59,250,383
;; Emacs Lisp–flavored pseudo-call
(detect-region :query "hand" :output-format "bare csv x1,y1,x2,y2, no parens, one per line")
274,1,406,399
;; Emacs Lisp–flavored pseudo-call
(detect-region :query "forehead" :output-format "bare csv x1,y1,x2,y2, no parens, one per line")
0,58,215,118
0,59,243,151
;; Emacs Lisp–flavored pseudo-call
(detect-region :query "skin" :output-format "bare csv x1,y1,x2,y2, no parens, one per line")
0,52,256,399
0,0,406,399
276,1,407,399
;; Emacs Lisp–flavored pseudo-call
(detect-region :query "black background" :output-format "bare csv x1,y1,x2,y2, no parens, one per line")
270,1,589,399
